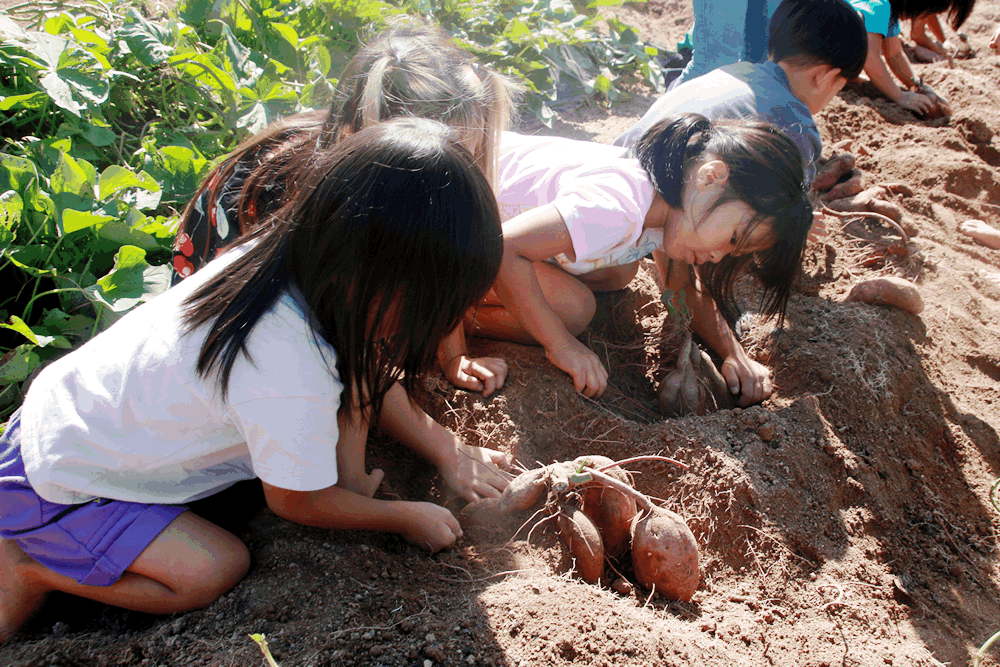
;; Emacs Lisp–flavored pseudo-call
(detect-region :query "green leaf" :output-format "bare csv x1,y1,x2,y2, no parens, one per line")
120,8,174,67
237,101,268,133
61,208,115,233
0,92,49,111
80,121,116,147
96,220,160,251
50,152,94,198
169,53,237,92
21,32,109,116
87,245,170,313
97,166,161,202
0,344,40,385
0,316,56,348
0,191,23,248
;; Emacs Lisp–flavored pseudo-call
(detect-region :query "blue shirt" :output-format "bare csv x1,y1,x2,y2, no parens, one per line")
847,0,901,37
614,61,821,185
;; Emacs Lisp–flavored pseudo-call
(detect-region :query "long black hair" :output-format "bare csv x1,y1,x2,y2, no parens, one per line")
632,113,813,326
183,118,504,420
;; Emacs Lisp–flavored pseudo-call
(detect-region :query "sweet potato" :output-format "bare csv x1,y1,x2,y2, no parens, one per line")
657,333,733,416
457,497,512,541
575,456,637,560
557,505,605,584
657,332,700,417
812,153,856,192
818,169,864,201
630,506,701,601
845,276,924,314
499,467,546,513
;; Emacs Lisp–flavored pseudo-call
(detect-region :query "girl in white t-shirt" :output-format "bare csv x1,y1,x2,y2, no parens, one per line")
440,113,813,402
0,119,509,641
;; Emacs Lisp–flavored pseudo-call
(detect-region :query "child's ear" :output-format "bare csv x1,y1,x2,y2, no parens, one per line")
815,65,843,92
694,160,731,189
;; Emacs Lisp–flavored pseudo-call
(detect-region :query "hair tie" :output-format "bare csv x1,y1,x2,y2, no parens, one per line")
390,52,401,65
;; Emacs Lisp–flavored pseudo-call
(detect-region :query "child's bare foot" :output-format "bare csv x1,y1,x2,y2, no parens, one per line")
959,219,1000,249
1,539,51,643
337,468,385,498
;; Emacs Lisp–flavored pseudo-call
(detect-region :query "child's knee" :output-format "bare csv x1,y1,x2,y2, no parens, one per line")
563,290,597,337
186,540,250,609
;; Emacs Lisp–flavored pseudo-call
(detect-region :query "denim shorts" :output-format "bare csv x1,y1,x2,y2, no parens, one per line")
0,410,186,586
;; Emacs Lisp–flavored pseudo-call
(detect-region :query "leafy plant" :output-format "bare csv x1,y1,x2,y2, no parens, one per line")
0,0,666,419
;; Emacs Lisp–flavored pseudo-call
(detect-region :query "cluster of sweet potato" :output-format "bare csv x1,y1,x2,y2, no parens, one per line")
813,145,912,243
460,456,700,601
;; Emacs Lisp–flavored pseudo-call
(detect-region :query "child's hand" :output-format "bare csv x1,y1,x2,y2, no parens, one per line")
721,353,772,407
398,502,464,552
439,443,512,502
546,338,608,398
442,354,508,398
897,91,936,117
808,212,828,243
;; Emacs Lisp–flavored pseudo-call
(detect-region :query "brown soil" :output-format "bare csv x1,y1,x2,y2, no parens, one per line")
4,2,1000,666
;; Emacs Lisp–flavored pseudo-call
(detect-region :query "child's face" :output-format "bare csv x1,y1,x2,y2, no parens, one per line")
661,160,773,265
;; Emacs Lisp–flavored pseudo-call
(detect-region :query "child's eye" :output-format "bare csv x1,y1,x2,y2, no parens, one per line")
730,230,739,245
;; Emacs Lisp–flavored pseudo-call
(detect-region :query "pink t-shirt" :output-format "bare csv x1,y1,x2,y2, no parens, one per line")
498,132,660,275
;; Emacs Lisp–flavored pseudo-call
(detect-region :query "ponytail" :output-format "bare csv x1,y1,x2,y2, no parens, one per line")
631,114,712,209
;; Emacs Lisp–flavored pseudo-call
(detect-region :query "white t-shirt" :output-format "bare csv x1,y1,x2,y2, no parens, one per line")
19,244,343,505
498,132,660,275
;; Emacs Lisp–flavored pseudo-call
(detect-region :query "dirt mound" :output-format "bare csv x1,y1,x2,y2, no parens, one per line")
3,2,1000,666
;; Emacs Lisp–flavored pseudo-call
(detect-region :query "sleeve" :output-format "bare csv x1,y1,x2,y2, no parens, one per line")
550,170,648,266
851,0,895,37
228,394,341,492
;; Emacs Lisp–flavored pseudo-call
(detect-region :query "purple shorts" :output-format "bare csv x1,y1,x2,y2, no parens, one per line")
0,410,187,586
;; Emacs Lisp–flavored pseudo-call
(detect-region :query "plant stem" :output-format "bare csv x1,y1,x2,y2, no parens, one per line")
603,454,688,471
579,467,654,513
974,628,1000,667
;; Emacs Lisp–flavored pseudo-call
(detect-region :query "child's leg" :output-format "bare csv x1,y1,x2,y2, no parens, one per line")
335,406,385,498
2,511,248,642
468,261,596,344
578,263,640,293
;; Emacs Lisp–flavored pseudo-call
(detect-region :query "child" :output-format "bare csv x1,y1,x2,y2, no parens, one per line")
0,119,510,642
614,0,868,188
442,114,812,403
845,0,974,116
169,21,521,398
670,0,781,89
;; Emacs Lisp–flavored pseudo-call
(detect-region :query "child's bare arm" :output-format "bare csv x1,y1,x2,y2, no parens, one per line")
655,251,772,407
910,15,947,56
864,33,935,115
378,382,510,501
262,481,462,552
437,325,508,397
494,205,608,398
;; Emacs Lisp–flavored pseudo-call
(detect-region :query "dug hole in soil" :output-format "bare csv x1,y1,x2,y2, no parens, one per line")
4,2,1000,666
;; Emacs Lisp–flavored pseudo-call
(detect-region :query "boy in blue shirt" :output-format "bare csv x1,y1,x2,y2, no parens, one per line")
614,0,867,187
